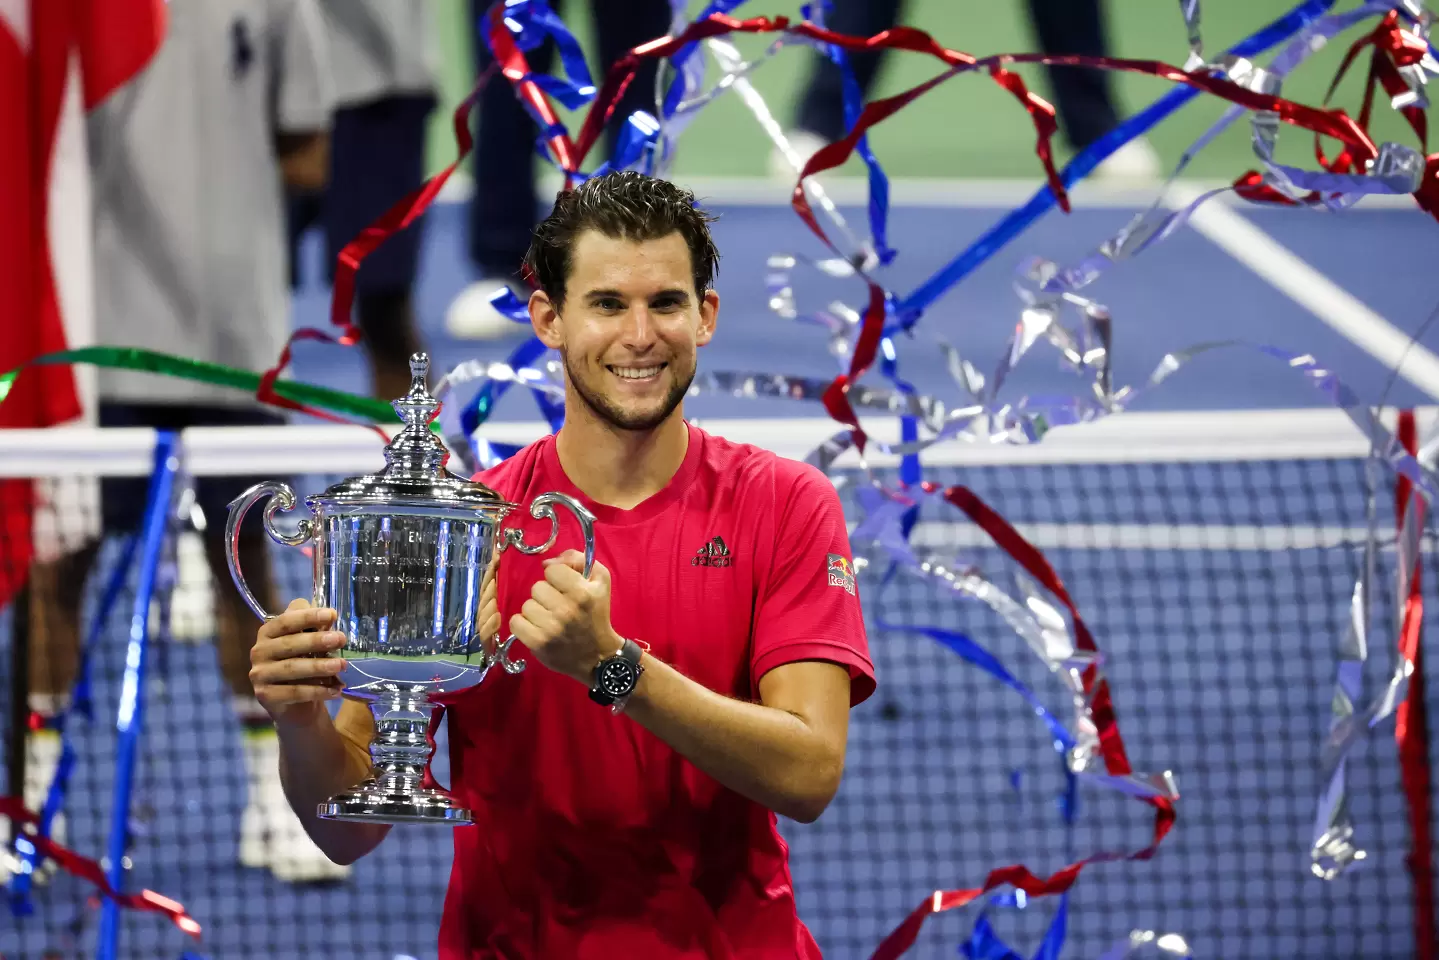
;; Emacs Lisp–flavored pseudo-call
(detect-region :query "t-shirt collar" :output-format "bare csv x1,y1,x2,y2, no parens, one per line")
538,420,703,526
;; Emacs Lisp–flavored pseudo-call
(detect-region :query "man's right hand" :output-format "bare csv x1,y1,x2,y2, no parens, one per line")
250,599,348,727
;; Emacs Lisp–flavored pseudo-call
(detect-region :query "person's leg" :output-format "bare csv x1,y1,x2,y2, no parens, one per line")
469,0,559,281
448,0,564,339
794,0,906,143
323,95,434,401
589,0,673,160
1023,0,1118,151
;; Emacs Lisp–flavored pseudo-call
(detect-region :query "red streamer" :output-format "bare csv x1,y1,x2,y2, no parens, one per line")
253,63,498,430
865,483,1177,959
1239,10,1436,211
1395,410,1435,960
0,796,201,938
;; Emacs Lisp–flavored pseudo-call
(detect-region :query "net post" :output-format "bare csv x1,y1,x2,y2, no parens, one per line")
95,430,181,960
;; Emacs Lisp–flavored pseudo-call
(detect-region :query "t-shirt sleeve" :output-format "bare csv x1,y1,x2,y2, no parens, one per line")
751,464,876,706
270,0,335,134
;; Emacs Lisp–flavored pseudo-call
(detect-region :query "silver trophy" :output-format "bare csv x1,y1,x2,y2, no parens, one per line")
224,353,594,825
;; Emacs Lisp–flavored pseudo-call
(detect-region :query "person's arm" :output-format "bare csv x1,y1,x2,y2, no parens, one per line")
268,0,334,189
276,132,330,190
508,468,873,824
623,657,851,823
276,696,386,863
250,601,388,863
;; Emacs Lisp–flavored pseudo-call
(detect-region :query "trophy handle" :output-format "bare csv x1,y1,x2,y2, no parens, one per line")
494,492,598,675
225,481,315,621
499,492,597,575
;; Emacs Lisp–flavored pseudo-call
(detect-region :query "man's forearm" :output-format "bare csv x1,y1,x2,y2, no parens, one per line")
620,655,844,823
275,712,389,864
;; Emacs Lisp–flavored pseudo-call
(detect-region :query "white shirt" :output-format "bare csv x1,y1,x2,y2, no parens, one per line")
90,0,334,407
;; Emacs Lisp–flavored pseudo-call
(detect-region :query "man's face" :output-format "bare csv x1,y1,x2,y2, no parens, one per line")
532,229,718,432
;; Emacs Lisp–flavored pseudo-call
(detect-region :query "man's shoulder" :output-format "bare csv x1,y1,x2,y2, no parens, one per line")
472,435,551,495
692,425,836,506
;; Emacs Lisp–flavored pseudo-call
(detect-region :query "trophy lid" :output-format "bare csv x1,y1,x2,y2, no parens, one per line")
312,353,513,510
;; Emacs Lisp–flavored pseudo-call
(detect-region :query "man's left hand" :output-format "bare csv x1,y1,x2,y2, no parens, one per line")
509,549,623,685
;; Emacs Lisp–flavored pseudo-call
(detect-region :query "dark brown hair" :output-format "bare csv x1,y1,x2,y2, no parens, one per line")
524,171,720,308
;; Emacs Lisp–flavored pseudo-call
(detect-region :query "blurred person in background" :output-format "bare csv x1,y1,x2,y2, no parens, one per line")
444,0,674,341
288,0,439,402
13,0,347,887
774,0,1161,183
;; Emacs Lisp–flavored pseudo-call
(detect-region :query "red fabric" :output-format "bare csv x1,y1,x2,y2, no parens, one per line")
0,0,162,607
436,423,873,958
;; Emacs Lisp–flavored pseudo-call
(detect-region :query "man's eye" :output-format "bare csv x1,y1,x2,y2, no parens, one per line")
595,299,622,311
652,298,682,311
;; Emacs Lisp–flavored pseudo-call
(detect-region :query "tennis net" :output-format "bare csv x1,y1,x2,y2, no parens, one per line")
1,409,1436,959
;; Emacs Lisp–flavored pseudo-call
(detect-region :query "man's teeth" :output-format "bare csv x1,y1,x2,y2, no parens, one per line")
612,365,662,380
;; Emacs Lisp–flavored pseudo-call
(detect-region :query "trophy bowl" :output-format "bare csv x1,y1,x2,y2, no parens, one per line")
224,353,594,826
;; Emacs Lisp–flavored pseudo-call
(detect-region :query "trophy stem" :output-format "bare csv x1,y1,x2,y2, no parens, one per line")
316,691,473,825
367,692,438,794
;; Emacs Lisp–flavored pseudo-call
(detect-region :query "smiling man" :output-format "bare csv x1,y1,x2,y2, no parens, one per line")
250,171,876,958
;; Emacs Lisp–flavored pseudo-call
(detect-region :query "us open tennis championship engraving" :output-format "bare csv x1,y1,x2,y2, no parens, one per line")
225,354,596,825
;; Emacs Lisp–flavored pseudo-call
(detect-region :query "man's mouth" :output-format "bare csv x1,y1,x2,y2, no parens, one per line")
607,363,666,382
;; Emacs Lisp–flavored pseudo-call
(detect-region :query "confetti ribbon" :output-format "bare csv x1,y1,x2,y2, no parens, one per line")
1393,410,1434,959
96,430,180,958
892,0,1342,330
254,61,498,423
0,797,200,938
0,346,398,426
860,482,1177,960
7,534,140,912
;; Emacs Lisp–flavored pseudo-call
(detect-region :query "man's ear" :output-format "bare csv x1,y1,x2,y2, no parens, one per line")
531,289,563,349
696,288,719,347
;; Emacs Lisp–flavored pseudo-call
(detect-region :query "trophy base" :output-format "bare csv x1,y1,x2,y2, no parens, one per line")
317,782,473,826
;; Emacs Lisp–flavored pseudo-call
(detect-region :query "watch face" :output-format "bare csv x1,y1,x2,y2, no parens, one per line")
597,657,638,698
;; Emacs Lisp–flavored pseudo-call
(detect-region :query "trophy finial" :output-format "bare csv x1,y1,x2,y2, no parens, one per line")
384,352,448,477
408,353,429,395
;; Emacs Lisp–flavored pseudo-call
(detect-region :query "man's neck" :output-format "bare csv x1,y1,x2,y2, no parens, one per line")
554,404,690,511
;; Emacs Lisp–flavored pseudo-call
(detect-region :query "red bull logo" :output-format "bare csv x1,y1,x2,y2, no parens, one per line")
826,553,856,596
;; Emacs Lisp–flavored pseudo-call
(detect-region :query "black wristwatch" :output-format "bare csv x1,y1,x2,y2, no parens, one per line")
589,638,645,710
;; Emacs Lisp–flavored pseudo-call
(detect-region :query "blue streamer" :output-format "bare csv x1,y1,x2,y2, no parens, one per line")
592,111,664,177
961,891,1069,960
7,534,140,913
809,0,895,265
484,0,596,112
458,336,561,440
96,431,180,960
659,0,752,120
891,0,1341,332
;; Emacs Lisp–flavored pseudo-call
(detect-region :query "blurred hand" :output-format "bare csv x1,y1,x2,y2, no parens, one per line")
479,555,501,660
250,599,348,728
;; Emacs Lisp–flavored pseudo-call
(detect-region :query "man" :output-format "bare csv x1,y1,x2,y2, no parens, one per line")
19,0,346,886
288,0,437,401
252,171,876,956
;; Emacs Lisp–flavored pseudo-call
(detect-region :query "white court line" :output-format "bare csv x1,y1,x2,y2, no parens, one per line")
1168,183,1439,403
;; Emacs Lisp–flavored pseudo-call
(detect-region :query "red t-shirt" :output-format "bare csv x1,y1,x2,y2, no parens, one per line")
436,421,875,959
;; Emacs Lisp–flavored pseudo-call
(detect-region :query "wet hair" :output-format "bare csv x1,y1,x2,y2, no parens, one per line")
524,171,720,307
